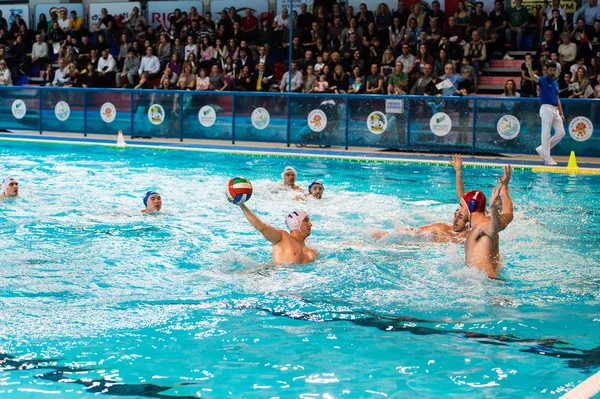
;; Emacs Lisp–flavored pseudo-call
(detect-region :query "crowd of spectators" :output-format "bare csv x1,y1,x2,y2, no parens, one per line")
0,0,600,98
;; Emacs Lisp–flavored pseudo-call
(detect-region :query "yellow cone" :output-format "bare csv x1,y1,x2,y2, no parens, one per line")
566,151,579,171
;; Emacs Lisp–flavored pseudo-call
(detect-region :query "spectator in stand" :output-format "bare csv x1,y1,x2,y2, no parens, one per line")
407,4,425,37
328,17,344,53
65,62,81,87
350,49,365,73
97,49,117,87
274,8,291,38
387,61,408,94
410,63,437,95
392,0,410,29
502,79,520,98
464,30,486,82
330,64,349,93
489,1,509,56
117,48,140,88
217,10,232,40
37,13,49,37
280,61,302,92
569,67,590,97
184,35,198,59
314,73,329,92
0,60,12,86
558,32,577,67
95,33,109,54
117,34,130,68
314,55,324,74
366,63,384,93
166,54,182,76
172,37,184,62
124,7,147,36
9,35,26,75
241,8,258,45
68,11,84,36
460,56,477,89
363,22,378,48
589,19,600,53
57,10,69,31
396,44,415,73
179,62,196,90
41,64,54,86
89,49,100,69
469,2,488,37
235,65,252,91
569,56,587,81
388,17,405,57
356,3,375,30
455,1,470,39
52,58,70,86
479,19,500,56
25,34,49,76
445,16,463,55
545,0,568,28
571,17,592,57
0,11,7,32
229,7,241,25
257,19,274,55
297,49,315,72
371,37,385,65
235,48,254,73
256,45,274,76
506,0,530,50
138,46,160,81
547,9,567,38
9,15,27,39
137,26,156,45
77,35,94,65
426,16,443,48
94,8,115,45
299,64,315,93
251,62,272,91
221,55,236,77
189,7,201,25
199,19,216,44
539,30,558,64
134,72,153,89
434,48,451,77
48,21,65,47
290,36,305,62
156,34,172,68
439,63,465,96
589,56,600,85
205,12,216,31
159,77,172,90
573,0,600,27
341,18,364,48
196,68,210,90
348,66,364,93
379,48,395,76
313,6,328,29
209,64,228,91
375,4,392,45
520,52,539,97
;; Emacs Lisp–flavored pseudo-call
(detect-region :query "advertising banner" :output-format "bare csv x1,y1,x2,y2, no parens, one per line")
210,0,268,23
35,4,84,25
0,4,29,28
147,1,202,28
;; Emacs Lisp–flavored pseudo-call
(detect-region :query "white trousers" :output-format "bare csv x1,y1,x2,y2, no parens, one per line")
539,104,566,160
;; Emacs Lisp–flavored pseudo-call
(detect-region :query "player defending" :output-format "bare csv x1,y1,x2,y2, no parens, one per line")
457,165,514,279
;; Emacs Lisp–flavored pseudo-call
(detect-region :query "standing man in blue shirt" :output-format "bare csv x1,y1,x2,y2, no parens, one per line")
573,0,600,27
526,61,565,166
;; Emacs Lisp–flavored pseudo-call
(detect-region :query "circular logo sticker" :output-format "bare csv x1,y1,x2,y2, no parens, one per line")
251,107,270,130
198,105,217,127
497,115,521,140
147,104,165,125
367,111,388,134
307,109,327,132
11,99,26,119
569,116,593,142
100,102,117,123
55,101,70,122
430,112,452,137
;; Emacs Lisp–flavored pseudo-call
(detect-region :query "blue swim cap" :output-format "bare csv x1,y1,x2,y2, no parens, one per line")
143,191,159,207
308,180,324,192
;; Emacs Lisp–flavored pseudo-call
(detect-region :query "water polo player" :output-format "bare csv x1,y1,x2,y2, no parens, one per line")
141,191,162,213
1,177,18,198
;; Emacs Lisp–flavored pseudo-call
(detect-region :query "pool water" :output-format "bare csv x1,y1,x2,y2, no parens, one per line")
0,141,599,398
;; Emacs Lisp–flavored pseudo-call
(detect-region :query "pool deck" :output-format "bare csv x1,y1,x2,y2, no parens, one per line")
1,131,600,173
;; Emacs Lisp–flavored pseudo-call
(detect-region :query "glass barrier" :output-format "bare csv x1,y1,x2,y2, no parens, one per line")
233,94,287,143
182,91,233,141
289,95,346,147
1,86,599,158
84,90,132,136
407,97,474,152
41,88,85,133
132,90,180,139
1,87,40,131
347,96,407,148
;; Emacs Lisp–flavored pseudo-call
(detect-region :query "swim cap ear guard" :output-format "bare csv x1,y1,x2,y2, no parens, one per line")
143,191,159,207
461,190,486,215
286,210,308,232
308,180,323,192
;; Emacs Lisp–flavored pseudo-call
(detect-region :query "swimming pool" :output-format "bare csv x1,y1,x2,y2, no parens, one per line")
0,140,598,398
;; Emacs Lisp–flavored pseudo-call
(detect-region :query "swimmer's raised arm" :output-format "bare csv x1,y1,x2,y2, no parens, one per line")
484,185,505,237
239,204,283,244
497,165,514,229
451,155,465,199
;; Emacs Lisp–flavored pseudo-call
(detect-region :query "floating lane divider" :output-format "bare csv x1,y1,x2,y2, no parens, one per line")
532,152,600,175
1,134,600,173
561,370,600,399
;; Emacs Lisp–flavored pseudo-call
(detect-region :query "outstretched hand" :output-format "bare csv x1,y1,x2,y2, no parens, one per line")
497,165,512,187
489,184,502,208
450,154,463,171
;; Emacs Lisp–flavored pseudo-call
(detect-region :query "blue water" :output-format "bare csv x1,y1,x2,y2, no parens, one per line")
0,141,599,398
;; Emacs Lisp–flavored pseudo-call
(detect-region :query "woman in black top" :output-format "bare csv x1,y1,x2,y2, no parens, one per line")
37,14,48,36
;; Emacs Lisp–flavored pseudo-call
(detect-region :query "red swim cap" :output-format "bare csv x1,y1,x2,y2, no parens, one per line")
462,190,487,214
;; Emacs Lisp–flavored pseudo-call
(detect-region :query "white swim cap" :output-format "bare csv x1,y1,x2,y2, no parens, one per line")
285,210,308,231
2,177,16,195
281,166,297,179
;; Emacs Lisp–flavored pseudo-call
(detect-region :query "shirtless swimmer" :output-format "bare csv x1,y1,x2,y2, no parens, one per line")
238,204,319,265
